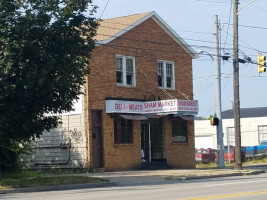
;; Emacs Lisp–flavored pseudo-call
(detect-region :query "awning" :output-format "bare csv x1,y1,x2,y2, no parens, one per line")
120,115,148,120
174,115,201,120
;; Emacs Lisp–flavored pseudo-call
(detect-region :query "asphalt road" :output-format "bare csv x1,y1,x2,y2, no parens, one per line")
1,171,267,200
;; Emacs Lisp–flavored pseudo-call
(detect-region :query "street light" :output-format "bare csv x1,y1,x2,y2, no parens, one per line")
198,48,225,169
197,50,214,62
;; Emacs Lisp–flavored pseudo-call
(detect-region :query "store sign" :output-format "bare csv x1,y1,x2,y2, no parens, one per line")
105,99,198,114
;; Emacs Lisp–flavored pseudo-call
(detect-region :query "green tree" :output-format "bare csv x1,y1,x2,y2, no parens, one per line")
0,0,98,170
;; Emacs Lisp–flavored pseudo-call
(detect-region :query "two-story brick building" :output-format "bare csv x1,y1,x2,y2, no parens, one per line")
85,11,199,171
23,11,199,171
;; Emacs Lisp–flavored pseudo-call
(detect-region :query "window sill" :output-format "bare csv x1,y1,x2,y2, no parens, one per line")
114,143,134,147
116,85,136,89
158,87,175,91
171,141,188,145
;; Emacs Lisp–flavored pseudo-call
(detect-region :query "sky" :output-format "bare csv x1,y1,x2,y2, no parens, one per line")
91,0,267,118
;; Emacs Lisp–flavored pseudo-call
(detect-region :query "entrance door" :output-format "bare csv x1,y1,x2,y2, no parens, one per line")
91,110,103,168
141,118,165,162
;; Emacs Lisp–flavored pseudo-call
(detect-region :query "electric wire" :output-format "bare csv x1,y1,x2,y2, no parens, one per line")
222,0,233,49
191,0,232,3
99,0,110,19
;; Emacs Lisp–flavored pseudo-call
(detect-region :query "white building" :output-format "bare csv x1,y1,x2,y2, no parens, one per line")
195,107,267,149
23,94,88,169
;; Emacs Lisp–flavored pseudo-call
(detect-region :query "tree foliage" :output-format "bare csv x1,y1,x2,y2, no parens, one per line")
0,0,98,168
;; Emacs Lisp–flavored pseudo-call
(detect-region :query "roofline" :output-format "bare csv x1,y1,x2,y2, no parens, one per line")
150,12,198,59
96,11,199,59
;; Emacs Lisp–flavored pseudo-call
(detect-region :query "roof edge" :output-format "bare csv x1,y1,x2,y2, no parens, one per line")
150,11,198,59
96,11,199,59
96,12,153,45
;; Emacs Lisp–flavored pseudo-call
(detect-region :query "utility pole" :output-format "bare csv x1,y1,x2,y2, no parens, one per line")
233,0,242,170
214,15,224,169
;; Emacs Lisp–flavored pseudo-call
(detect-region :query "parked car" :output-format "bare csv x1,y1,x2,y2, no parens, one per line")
260,141,267,145
195,148,217,164
216,146,246,163
245,143,267,159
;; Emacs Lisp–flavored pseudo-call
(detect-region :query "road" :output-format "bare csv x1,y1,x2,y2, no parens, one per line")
1,168,267,200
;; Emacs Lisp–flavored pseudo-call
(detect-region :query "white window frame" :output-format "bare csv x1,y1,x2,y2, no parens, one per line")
157,60,175,90
258,125,267,144
116,55,136,87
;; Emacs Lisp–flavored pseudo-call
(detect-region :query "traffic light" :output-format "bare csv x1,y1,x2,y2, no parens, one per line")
210,117,219,126
258,53,266,73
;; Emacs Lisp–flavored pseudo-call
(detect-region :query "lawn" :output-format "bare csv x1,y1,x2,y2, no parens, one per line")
0,170,107,189
196,156,267,169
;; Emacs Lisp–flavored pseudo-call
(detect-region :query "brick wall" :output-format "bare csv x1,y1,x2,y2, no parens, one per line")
86,17,195,170
165,118,196,168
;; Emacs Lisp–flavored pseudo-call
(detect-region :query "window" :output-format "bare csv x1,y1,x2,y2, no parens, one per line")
172,118,187,142
116,55,135,86
227,127,235,146
114,118,133,144
158,60,175,89
258,125,267,144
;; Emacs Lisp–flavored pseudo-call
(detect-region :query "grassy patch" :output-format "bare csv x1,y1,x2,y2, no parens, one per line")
196,157,267,169
0,170,107,189
245,156,267,164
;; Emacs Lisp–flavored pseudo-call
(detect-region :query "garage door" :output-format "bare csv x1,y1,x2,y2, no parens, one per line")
195,136,214,149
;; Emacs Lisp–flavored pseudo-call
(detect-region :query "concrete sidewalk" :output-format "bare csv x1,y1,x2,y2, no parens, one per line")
86,167,266,185
0,166,266,194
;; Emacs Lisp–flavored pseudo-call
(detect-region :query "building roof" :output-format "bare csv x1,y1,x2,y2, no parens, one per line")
95,11,198,59
222,107,267,119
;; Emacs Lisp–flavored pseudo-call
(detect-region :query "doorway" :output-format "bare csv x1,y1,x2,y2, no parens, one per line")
141,118,166,162
91,110,104,168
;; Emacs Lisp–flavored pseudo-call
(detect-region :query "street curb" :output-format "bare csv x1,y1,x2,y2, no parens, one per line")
0,182,116,194
167,170,266,181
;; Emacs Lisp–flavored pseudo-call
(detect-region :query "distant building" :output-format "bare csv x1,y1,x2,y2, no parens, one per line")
195,107,267,149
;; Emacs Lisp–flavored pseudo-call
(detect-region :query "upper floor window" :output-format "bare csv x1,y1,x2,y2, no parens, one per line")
116,55,135,87
158,60,175,89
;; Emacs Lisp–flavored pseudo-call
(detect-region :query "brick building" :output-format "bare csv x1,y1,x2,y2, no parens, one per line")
23,11,199,171
86,11,199,171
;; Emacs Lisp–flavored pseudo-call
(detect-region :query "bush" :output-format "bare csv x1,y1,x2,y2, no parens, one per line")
0,141,31,172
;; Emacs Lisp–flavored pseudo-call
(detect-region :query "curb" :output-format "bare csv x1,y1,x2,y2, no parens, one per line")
0,182,116,194
167,170,266,181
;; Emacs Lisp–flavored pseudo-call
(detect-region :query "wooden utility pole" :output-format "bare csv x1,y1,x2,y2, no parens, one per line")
233,0,242,170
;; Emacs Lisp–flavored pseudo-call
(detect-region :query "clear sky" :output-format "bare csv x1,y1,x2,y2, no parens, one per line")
92,0,267,118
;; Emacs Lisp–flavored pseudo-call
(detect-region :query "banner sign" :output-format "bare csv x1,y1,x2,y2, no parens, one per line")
105,99,198,115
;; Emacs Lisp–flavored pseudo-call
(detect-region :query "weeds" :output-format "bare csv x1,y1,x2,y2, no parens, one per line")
0,169,107,189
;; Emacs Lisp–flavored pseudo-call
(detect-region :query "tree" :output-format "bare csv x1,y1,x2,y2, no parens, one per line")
0,0,98,170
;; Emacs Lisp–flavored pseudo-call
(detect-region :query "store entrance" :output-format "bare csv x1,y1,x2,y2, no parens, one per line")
141,118,166,163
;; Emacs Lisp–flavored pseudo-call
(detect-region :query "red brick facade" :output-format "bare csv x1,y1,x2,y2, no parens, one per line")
85,16,196,171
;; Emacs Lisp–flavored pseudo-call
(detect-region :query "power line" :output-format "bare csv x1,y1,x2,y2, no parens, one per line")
96,25,235,52
191,0,232,3
220,29,267,54
97,21,267,54
222,0,233,49
222,23,267,30
99,0,110,19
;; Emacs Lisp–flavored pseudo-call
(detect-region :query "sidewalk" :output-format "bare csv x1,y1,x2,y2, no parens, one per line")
86,167,266,185
1,166,266,194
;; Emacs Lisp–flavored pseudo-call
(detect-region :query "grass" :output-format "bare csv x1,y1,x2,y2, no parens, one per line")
196,156,267,169
0,170,107,189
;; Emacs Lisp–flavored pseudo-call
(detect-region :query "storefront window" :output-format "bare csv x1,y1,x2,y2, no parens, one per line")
172,118,187,142
114,118,133,144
